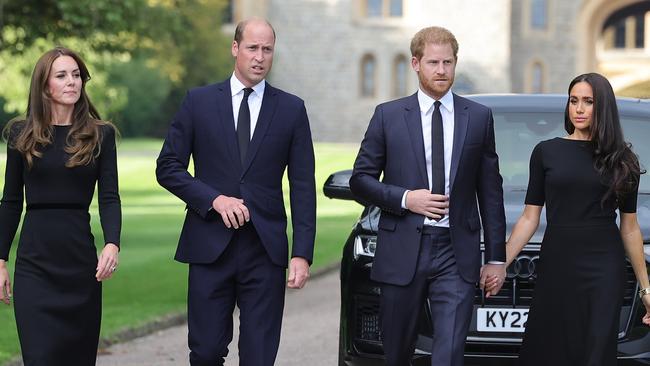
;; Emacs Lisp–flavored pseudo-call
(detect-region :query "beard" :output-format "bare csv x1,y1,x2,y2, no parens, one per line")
420,76,454,99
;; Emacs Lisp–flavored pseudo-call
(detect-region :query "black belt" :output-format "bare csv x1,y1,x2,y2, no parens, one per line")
420,225,450,235
26,203,88,211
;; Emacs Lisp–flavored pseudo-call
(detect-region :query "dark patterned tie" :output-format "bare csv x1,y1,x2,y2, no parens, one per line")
431,100,445,220
237,88,253,165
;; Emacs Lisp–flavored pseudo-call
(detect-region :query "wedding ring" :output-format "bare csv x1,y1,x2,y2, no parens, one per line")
111,266,117,272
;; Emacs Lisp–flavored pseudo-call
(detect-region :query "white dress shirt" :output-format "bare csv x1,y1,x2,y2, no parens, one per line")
231,74,265,138
401,88,455,228
401,90,504,264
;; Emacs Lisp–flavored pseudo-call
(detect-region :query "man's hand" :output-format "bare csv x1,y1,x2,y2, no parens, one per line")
287,257,310,289
405,189,448,220
212,195,250,229
480,263,506,298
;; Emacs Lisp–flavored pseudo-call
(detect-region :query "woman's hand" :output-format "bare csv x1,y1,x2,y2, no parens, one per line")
483,274,501,294
96,243,119,282
642,294,650,326
0,260,12,305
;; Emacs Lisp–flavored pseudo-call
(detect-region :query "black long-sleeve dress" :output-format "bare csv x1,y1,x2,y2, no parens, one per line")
518,137,637,366
0,124,121,366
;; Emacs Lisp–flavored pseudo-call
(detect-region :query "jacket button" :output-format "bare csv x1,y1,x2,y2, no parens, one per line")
416,227,421,233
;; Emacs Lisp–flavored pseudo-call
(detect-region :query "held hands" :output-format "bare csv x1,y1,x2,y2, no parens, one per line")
213,195,250,229
96,243,119,282
405,189,448,220
480,263,506,298
287,257,310,289
0,260,11,305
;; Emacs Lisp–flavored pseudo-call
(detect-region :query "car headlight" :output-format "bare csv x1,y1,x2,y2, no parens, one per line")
354,235,377,260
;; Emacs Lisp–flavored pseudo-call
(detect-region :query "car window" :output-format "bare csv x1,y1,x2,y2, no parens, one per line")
621,115,650,192
494,112,564,187
494,111,650,192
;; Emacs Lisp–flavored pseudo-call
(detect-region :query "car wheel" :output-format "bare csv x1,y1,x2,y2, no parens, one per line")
338,324,348,366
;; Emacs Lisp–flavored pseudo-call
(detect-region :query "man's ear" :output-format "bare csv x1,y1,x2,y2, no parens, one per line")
411,56,419,72
231,41,239,58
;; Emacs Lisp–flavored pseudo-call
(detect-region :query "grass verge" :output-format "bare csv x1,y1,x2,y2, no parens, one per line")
0,140,361,364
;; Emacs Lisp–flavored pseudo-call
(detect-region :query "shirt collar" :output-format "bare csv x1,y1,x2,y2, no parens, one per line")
417,88,454,115
230,73,266,98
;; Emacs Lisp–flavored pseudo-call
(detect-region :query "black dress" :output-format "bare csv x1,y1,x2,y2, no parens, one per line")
518,138,637,366
0,124,121,366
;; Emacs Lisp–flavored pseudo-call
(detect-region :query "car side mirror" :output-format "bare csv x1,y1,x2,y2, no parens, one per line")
323,170,374,207
323,169,355,201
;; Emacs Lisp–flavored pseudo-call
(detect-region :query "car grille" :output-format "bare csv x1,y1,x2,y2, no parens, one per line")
354,295,382,342
351,252,638,348
623,261,639,304
475,250,638,306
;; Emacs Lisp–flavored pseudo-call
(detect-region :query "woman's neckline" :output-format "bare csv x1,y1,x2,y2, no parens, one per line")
558,136,588,142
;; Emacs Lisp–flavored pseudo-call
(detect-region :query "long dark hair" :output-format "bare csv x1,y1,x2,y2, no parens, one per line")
564,72,643,205
3,46,115,168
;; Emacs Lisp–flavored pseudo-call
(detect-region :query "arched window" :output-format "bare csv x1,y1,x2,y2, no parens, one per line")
393,55,408,97
364,0,403,18
530,62,545,93
361,54,377,97
531,0,547,29
366,0,382,17
389,0,403,17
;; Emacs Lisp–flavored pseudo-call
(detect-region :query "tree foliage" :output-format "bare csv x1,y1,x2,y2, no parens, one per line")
0,0,233,136
1,0,149,52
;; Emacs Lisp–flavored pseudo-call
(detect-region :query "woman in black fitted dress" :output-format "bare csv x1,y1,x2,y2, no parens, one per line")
486,73,650,365
0,47,121,366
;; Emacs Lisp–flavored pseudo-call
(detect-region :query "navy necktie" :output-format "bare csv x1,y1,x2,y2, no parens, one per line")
237,88,253,165
431,100,445,219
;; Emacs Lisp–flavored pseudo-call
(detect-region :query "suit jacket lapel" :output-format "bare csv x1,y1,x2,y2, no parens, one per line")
242,83,278,176
216,81,242,170
404,93,429,188
450,94,469,190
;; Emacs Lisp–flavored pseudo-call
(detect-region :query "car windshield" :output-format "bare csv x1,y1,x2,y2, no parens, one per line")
494,111,650,192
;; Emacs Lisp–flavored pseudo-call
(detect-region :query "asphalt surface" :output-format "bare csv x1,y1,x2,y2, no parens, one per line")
95,268,340,366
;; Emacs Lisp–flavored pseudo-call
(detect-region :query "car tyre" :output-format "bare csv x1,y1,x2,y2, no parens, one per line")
338,323,348,366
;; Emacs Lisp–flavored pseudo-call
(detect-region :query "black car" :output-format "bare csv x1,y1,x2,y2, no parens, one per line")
324,94,650,365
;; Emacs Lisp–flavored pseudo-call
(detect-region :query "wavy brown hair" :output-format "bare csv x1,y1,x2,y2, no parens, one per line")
3,47,116,168
564,73,644,206
410,26,459,60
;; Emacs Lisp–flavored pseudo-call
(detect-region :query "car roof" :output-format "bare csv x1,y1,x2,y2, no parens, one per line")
465,93,650,117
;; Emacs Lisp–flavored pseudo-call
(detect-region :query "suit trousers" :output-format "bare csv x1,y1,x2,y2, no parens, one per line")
187,224,286,366
379,226,475,366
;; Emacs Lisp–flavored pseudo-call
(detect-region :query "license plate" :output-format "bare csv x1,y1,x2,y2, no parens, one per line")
476,308,528,332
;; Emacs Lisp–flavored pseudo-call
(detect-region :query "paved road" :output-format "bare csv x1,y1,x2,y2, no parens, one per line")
96,268,340,366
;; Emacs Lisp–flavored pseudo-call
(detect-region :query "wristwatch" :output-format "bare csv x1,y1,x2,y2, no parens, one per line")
639,287,650,299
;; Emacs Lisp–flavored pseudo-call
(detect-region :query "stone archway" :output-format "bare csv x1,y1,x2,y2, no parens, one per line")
577,0,650,92
576,0,645,73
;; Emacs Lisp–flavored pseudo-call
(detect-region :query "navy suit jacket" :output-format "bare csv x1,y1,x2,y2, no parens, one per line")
156,80,316,268
350,93,505,285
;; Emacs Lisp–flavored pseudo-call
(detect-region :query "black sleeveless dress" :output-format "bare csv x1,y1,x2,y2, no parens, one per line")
518,138,636,366
0,124,121,366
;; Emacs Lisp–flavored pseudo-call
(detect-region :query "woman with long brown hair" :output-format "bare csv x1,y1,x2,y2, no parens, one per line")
0,47,121,365
486,73,650,365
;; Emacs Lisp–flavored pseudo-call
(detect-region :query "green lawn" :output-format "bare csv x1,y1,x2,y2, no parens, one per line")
0,139,361,364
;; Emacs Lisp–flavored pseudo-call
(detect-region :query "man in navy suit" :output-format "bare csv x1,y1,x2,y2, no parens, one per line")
350,26,506,366
156,18,316,366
